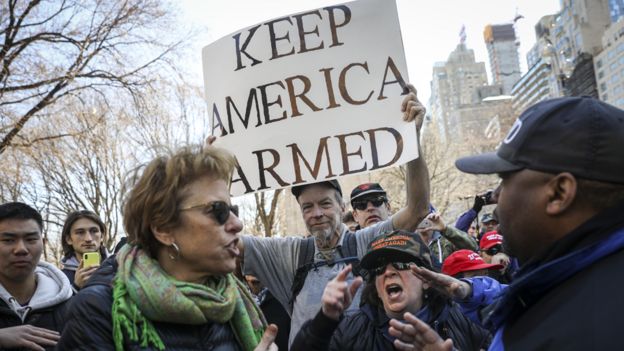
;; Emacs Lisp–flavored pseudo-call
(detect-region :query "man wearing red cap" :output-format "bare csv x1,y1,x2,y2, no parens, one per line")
442,249,503,279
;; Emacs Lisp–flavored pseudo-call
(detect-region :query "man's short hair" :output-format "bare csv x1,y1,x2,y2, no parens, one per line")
0,202,43,231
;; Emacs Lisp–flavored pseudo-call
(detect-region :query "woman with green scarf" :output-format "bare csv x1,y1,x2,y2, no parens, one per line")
58,145,278,350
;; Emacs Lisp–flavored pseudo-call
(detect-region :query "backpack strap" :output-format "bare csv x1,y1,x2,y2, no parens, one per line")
289,233,362,309
289,237,316,309
339,231,358,258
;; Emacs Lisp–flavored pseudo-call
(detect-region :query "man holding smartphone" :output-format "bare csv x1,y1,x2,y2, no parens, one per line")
0,202,73,350
60,210,107,291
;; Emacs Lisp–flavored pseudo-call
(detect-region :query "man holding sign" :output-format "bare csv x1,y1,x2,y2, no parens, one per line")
240,85,430,346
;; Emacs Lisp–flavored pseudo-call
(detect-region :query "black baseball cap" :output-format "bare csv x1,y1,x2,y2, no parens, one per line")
291,179,342,199
360,230,433,270
455,97,624,184
350,183,387,204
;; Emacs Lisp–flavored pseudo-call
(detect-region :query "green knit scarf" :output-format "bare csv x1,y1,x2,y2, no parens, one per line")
112,244,266,351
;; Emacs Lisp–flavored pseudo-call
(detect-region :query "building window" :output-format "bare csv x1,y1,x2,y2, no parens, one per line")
601,82,608,91
603,93,609,101
596,59,603,68
598,70,605,79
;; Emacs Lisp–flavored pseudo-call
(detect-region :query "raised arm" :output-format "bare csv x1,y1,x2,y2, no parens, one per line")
392,84,431,231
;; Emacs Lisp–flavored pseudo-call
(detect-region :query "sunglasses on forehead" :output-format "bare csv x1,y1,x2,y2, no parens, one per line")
352,196,387,211
180,201,239,225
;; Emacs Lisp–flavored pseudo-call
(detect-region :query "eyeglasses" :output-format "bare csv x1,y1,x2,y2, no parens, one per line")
352,196,387,211
180,201,239,225
484,245,502,256
370,262,413,276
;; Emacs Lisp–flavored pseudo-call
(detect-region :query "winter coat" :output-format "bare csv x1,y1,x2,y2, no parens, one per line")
57,256,244,351
0,261,73,351
292,302,491,351
463,200,624,350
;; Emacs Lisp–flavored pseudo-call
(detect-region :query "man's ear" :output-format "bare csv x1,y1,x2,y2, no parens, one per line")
150,225,175,246
545,172,577,215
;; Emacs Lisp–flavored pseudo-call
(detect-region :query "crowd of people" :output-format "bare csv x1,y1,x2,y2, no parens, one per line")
1,90,623,351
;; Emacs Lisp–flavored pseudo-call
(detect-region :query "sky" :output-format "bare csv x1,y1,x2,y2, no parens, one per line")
178,0,561,105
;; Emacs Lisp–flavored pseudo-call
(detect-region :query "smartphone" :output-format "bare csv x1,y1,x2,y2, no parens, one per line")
83,252,101,268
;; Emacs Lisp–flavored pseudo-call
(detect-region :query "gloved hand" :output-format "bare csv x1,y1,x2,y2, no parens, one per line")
472,195,485,213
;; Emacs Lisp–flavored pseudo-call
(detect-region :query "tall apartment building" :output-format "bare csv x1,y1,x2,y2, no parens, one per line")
484,24,522,94
512,1,611,112
429,43,489,141
609,0,624,23
595,17,624,107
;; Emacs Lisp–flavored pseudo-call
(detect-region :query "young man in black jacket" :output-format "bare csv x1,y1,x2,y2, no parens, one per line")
0,202,73,351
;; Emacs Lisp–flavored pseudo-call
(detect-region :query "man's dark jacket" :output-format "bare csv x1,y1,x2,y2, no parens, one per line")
0,299,69,351
480,200,624,350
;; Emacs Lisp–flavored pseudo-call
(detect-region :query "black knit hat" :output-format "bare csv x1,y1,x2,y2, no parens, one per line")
455,97,624,184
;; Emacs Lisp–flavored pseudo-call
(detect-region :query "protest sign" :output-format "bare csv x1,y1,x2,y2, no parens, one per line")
202,0,416,196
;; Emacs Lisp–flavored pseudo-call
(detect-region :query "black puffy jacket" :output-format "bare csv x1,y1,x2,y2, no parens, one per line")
57,256,243,351
0,298,68,351
292,303,491,351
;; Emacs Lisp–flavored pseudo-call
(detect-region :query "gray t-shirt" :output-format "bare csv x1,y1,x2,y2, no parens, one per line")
242,219,394,347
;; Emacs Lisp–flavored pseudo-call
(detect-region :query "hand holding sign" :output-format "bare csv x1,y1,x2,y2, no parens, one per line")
401,83,426,133
203,0,418,196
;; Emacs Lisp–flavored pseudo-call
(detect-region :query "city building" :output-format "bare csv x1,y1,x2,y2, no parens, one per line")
595,17,624,108
483,24,522,94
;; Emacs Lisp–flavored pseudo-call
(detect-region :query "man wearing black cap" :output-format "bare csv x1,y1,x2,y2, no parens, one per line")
349,182,392,230
240,85,431,347
389,97,624,351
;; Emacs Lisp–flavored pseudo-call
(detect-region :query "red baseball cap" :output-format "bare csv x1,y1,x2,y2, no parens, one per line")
442,249,503,277
480,231,503,250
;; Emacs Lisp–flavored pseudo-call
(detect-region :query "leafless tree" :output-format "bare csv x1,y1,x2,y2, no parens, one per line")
0,0,188,155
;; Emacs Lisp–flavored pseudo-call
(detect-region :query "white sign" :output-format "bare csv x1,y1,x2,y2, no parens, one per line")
202,0,417,196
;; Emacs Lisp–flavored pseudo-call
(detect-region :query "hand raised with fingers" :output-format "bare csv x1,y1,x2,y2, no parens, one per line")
410,265,471,300
389,313,455,351
253,324,278,351
421,213,447,232
203,135,217,151
0,325,60,351
321,265,363,321
400,84,426,132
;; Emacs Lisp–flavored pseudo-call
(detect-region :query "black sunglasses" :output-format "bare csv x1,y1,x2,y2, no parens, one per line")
484,245,503,256
181,201,239,225
352,196,387,211
370,262,413,276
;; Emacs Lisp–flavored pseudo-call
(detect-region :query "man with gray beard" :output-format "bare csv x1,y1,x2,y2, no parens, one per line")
240,84,431,347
